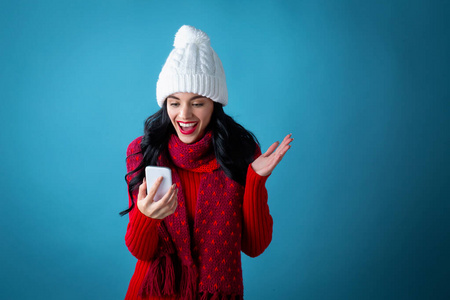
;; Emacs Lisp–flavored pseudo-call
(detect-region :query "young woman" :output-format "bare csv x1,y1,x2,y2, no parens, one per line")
122,25,293,300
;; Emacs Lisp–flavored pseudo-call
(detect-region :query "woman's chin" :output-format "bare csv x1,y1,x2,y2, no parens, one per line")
177,133,198,144
176,130,205,144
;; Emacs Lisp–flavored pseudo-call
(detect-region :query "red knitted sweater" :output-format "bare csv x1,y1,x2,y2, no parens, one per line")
124,137,273,299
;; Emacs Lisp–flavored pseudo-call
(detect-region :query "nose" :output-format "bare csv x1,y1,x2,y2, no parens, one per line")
179,104,192,119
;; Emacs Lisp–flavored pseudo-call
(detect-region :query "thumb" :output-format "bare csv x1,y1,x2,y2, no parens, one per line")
137,178,147,201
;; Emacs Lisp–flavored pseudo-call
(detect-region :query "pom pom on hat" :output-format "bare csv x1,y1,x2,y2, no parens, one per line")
174,25,210,48
156,25,228,107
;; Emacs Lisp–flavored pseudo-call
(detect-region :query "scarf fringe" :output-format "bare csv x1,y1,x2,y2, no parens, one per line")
163,254,176,295
180,264,198,300
138,252,176,298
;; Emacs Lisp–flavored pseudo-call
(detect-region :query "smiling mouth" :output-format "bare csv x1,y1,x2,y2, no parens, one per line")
177,121,198,135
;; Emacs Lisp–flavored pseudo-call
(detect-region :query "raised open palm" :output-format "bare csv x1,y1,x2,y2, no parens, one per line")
251,133,293,177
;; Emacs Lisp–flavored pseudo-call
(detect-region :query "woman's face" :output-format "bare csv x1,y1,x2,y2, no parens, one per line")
166,92,214,144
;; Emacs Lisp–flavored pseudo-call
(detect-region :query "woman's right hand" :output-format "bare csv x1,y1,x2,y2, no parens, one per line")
137,177,178,219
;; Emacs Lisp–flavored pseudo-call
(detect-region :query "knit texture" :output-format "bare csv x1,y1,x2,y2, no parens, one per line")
124,136,273,300
156,25,228,107
139,132,244,299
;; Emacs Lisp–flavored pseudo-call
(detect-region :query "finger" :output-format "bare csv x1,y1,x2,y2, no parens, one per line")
264,134,293,157
146,176,164,202
167,190,178,213
153,188,178,218
158,184,177,204
279,133,293,148
277,142,292,157
262,141,279,157
274,134,293,156
264,143,291,172
272,144,292,168
149,184,175,210
137,178,147,201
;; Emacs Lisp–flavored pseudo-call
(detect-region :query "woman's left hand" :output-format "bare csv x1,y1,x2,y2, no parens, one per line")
251,133,293,177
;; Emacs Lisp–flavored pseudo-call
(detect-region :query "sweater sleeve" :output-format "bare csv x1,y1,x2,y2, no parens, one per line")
241,163,273,258
124,137,160,261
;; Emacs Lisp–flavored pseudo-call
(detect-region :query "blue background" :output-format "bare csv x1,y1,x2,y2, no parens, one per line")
1,0,449,299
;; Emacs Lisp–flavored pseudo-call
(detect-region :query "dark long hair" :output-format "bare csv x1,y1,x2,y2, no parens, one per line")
120,100,259,216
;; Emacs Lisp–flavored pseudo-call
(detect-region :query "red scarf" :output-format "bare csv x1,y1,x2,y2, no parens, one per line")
139,132,245,300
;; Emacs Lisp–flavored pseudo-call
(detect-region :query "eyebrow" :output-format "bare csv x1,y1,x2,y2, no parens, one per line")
167,95,207,101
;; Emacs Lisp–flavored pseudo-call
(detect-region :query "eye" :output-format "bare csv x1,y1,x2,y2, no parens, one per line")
169,102,180,107
192,103,204,107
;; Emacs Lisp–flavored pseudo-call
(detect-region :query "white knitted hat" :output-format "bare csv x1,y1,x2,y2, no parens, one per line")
156,25,228,107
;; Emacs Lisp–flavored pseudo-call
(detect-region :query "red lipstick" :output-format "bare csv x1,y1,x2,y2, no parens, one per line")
177,121,198,135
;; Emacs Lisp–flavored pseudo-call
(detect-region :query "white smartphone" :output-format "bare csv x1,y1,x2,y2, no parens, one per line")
145,166,173,201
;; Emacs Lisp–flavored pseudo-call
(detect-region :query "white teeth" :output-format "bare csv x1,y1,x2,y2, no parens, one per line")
179,122,196,128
